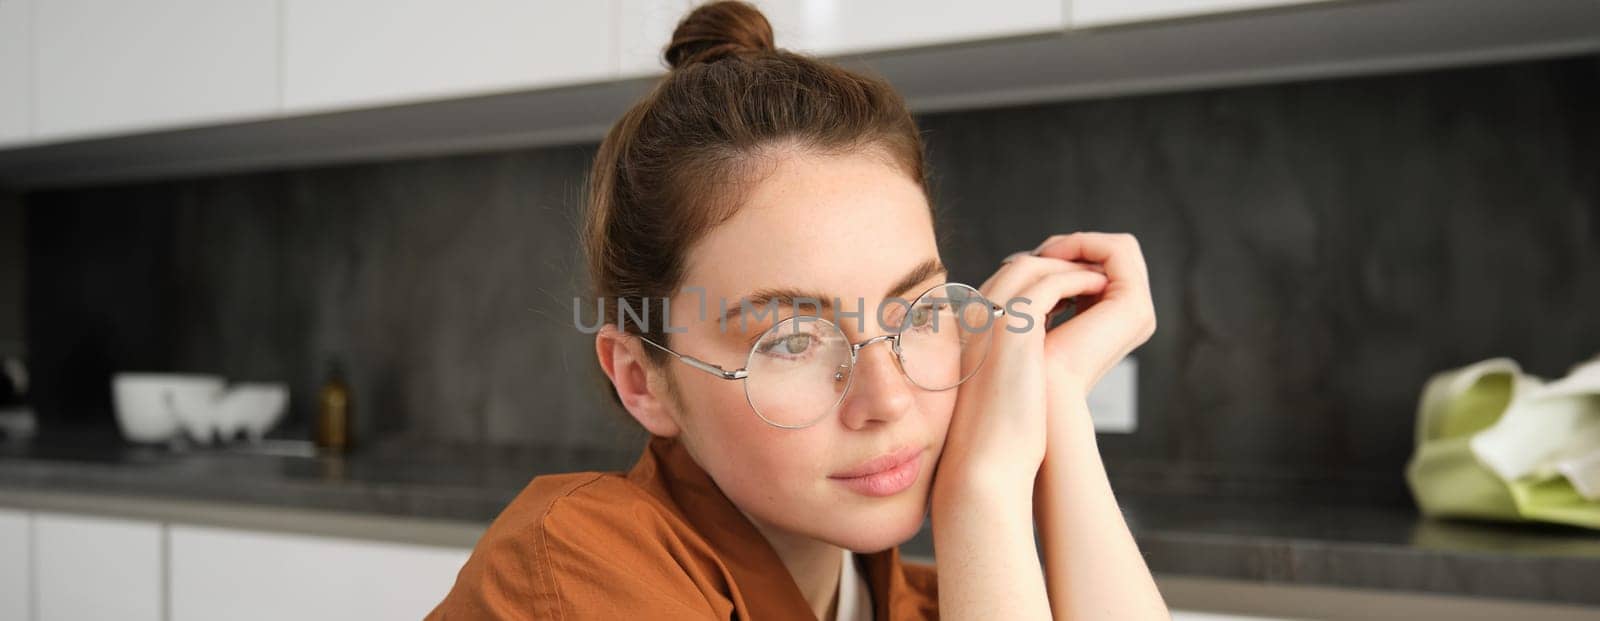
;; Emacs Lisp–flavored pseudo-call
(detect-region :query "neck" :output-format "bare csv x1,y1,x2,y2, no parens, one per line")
741,509,845,620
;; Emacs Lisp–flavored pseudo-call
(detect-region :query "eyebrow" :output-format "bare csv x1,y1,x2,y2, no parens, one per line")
720,258,948,322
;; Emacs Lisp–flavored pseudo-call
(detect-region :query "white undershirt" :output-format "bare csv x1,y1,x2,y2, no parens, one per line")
834,548,873,621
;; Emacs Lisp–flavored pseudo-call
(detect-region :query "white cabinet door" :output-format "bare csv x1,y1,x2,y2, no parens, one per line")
283,0,617,114
753,0,1064,57
618,0,694,77
619,0,1064,78
32,0,278,141
0,509,30,621
0,0,30,146
34,512,163,621
168,524,471,621
1070,0,1338,28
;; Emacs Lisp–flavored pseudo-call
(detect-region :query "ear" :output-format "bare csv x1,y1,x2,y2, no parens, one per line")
595,324,682,438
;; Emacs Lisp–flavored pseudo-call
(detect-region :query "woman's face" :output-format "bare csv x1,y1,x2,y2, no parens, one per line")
658,144,953,553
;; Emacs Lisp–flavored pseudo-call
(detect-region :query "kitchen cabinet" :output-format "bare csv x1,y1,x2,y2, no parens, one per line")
617,0,693,76
282,0,617,114
1069,0,1339,28
754,0,1064,57
168,523,471,621
3,0,1595,189
619,0,1065,77
0,509,29,621
33,512,163,621
0,0,31,146
31,0,279,141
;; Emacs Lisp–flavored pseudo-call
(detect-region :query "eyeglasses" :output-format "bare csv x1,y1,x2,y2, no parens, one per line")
636,282,1004,429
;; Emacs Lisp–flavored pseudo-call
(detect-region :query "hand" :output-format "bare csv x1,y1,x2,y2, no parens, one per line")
1021,234,1167,620
935,249,1111,493
1031,232,1158,398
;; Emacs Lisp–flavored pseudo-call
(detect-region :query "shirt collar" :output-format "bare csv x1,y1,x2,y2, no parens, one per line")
628,434,917,620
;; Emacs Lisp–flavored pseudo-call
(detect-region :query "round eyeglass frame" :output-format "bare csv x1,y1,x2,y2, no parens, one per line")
635,281,1005,429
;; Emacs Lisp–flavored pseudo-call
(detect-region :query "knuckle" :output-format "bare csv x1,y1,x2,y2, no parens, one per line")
1020,254,1054,268
1034,233,1080,256
1002,254,1048,275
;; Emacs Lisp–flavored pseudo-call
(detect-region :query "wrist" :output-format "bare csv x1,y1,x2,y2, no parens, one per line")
1044,363,1090,399
932,455,1035,511
1047,376,1090,406
1045,383,1105,451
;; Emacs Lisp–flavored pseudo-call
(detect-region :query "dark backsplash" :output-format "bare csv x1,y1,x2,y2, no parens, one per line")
17,55,1600,503
0,193,20,357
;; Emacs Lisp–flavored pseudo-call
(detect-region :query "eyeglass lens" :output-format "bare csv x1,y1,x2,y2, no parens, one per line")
742,283,997,428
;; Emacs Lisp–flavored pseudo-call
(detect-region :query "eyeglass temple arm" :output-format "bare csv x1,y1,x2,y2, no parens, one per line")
636,335,750,380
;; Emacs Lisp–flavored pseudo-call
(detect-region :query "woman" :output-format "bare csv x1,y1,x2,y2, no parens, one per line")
430,2,1166,619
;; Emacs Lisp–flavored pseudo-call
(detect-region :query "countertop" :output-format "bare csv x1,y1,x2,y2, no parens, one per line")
3,435,1599,607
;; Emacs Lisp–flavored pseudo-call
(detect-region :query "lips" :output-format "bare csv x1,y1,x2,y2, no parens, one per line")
829,445,924,497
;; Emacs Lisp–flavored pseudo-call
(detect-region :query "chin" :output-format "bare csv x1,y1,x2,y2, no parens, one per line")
828,486,933,553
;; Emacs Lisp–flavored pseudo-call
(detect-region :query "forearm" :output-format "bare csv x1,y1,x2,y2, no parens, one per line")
1034,387,1168,620
932,466,1052,620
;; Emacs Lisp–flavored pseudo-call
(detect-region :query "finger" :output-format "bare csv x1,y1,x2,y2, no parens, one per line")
973,269,1107,388
980,254,1104,303
1040,290,1157,385
997,269,1109,341
1001,251,1031,265
1001,250,1103,273
982,256,1103,323
1032,232,1148,289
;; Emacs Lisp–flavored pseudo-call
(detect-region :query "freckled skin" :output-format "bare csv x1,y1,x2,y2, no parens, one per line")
663,145,953,554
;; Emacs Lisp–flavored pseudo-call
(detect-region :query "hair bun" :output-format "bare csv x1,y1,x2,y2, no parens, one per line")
664,1,775,70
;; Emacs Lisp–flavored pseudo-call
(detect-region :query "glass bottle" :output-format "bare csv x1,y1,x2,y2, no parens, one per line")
316,357,351,453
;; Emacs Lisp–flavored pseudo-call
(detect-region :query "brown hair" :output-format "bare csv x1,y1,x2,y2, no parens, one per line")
582,1,932,390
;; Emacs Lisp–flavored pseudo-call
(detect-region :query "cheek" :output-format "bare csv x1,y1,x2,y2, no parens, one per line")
915,390,956,446
678,374,822,497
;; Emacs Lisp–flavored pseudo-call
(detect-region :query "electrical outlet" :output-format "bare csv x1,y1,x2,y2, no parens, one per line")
1087,356,1138,433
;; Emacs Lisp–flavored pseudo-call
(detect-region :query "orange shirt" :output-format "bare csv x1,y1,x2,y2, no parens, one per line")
427,434,940,620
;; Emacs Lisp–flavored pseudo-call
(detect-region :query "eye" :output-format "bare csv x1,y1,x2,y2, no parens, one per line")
907,302,945,332
756,330,816,359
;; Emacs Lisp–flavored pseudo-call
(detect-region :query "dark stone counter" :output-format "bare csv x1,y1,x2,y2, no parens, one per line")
0,435,637,523
2,436,1598,607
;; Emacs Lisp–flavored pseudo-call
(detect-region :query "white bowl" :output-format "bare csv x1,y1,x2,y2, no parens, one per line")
112,373,224,444
215,383,289,442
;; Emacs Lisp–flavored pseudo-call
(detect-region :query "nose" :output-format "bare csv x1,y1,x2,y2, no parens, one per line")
836,337,915,430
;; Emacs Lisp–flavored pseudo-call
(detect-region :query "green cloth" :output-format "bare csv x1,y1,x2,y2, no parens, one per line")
1405,359,1600,530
